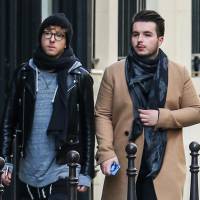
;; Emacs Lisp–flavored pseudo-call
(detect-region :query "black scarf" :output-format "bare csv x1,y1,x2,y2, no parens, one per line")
33,46,77,72
33,46,79,145
125,47,168,179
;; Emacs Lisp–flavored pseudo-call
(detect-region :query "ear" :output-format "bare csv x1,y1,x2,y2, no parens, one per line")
158,36,164,47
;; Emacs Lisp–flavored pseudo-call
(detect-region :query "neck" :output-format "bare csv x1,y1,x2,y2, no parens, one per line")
148,49,159,60
138,50,159,61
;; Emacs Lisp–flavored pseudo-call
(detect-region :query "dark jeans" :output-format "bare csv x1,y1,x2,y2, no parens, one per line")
136,177,157,200
18,178,68,200
136,146,157,200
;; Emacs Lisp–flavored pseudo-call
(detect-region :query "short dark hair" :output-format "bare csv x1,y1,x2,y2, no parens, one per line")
131,10,165,37
38,13,73,45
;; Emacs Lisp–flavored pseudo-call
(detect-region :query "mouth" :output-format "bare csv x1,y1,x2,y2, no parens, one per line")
136,45,145,51
47,46,56,50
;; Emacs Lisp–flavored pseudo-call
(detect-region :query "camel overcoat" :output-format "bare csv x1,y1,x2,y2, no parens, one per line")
95,59,200,200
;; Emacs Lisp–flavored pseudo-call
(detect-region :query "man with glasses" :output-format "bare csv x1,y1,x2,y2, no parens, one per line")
1,13,95,199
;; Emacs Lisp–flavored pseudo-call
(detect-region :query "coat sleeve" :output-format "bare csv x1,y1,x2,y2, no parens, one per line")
0,68,22,163
95,68,117,165
156,67,200,129
79,71,95,179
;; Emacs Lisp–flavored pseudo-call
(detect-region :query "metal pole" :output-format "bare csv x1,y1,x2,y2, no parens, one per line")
126,143,137,200
189,141,200,200
0,157,5,200
67,150,80,200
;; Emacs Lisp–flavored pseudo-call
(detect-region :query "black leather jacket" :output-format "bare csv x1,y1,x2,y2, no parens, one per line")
1,61,95,178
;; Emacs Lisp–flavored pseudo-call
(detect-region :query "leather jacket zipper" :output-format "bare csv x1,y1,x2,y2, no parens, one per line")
67,81,77,93
21,89,25,158
20,68,27,158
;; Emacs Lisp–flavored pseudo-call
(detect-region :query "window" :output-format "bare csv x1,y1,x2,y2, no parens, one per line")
52,0,95,69
192,0,200,53
118,0,146,59
192,0,200,76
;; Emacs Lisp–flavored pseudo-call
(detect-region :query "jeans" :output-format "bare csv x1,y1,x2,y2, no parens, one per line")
136,177,157,200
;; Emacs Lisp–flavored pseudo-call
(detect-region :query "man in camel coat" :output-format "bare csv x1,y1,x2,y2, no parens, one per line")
95,10,200,200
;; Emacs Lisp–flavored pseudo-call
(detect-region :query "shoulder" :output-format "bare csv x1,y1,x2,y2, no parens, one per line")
16,60,34,74
13,62,30,79
168,61,191,84
168,60,188,74
105,59,125,73
102,59,126,81
168,60,190,81
77,66,90,76
69,61,90,76
72,66,93,85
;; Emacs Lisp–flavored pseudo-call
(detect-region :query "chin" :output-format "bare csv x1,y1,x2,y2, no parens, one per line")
46,52,57,57
136,52,148,57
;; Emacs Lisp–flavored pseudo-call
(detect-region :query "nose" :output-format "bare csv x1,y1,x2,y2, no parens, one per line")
50,34,56,42
138,34,143,42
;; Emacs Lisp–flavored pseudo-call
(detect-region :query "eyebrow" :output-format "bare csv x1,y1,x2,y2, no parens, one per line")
132,30,153,34
44,29,65,34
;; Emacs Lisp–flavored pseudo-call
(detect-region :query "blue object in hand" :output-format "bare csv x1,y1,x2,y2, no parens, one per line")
110,162,120,175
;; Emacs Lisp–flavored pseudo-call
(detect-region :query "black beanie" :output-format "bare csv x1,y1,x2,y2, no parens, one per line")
38,13,73,45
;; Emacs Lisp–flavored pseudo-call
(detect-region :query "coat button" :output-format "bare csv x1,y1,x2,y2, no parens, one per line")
124,131,129,136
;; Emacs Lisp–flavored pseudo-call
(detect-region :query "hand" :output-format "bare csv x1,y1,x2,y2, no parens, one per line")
138,109,159,126
1,171,12,186
100,156,119,176
77,185,88,192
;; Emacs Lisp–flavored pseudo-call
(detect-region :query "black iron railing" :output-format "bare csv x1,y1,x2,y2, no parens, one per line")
189,141,200,200
126,143,137,200
125,141,200,200
67,150,80,200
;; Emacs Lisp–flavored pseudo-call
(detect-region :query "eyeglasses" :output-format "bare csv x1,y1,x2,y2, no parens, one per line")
43,31,65,41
